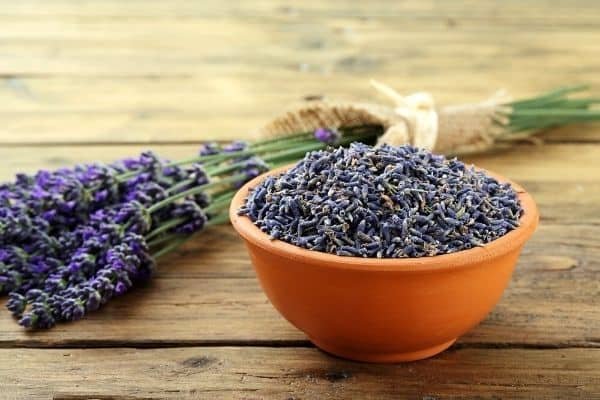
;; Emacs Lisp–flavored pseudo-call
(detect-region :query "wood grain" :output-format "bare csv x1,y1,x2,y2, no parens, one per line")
2,347,599,400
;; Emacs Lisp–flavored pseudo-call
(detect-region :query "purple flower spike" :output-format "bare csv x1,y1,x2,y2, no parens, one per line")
114,281,128,296
314,127,341,144
189,164,210,186
172,200,207,234
199,142,221,156
6,293,27,316
236,157,269,187
223,141,248,153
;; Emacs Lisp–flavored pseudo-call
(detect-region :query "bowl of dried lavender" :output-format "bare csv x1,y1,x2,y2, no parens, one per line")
231,143,538,363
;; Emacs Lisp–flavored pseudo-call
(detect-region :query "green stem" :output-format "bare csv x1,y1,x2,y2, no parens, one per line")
247,131,314,147
152,237,188,259
145,217,187,240
150,211,230,258
166,136,314,169
509,85,590,108
262,132,377,165
147,173,244,214
203,192,235,215
205,159,253,177
510,109,600,118
207,212,230,226
211,189,236,203
147,232,183,248
115,135,308,183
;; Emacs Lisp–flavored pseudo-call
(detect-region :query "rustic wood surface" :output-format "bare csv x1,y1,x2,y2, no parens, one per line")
1,1,599,399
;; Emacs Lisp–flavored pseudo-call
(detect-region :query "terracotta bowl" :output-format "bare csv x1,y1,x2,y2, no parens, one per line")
230,165,539,363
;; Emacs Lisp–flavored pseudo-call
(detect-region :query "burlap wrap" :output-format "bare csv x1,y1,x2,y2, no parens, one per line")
255,83,511,155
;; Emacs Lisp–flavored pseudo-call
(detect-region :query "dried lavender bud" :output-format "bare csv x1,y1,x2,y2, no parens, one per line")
240,143,523,258
193,193,211,208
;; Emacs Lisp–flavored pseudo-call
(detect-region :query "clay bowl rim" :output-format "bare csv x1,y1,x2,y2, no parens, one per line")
229,164,539,273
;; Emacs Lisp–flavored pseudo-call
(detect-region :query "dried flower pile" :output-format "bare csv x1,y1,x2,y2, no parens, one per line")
239,143,522,258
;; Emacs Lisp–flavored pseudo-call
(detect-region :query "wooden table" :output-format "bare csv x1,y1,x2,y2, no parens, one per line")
1,1,599,398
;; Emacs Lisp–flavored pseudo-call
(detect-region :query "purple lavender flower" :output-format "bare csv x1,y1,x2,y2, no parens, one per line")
6,292,26,315
199,142,221,156
15,207,154,329
188,164,210,186
314,127,341,144
193,193,211,208
114,201,152,235
124,182,167,206
236,157,269,187
171,201,207,234
223,141,248,153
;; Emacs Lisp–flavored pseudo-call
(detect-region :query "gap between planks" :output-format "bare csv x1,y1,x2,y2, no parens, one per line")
0,339,598,350
0,140,227,147
1,138,600,147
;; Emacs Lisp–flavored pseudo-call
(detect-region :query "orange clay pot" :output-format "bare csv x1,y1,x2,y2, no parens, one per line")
230,165,539,363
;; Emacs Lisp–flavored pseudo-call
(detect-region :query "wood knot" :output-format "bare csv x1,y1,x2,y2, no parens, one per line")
325,370,352,382
182,356,217,368
303,94,324,101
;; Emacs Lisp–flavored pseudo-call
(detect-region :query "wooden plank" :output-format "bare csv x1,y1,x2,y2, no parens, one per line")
0,4,598,142
0,14,597,78
0,107,597,144
3,76,596,124
0,222,598,347
4,21,596,78
1,347,599,399
0,0,599,23
0,76,598,143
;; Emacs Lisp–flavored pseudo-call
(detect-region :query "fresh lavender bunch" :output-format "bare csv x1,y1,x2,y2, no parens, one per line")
0,150,254,328
1,127,382,329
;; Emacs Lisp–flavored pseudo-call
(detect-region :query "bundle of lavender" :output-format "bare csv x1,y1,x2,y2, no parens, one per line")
0,128,379,329
1,84,598,329
258,83,600,155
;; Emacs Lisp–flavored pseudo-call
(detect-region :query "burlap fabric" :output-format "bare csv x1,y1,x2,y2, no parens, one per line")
255,82,511,155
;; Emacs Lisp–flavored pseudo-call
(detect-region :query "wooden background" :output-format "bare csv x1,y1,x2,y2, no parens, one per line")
1,1,599,399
